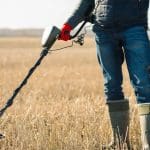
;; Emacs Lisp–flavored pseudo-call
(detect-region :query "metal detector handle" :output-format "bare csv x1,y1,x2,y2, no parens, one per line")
70,21,87,39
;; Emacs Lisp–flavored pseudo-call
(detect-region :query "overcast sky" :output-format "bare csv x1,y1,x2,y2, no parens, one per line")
0,0,80,29
0,0,150,29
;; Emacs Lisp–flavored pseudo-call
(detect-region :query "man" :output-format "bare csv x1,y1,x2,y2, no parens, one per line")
58,0,150,149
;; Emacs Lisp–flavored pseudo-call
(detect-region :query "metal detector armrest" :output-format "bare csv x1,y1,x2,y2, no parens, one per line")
70,21,87,39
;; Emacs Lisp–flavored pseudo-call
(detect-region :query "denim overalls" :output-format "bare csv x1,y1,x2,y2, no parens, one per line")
67,0,150,103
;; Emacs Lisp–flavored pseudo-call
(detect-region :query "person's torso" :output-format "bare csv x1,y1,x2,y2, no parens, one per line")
94,0,149,30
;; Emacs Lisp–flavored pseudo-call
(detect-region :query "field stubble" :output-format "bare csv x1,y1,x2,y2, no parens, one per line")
0,37,141,149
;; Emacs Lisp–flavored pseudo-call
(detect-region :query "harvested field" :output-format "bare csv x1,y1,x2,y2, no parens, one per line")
0,37,141,150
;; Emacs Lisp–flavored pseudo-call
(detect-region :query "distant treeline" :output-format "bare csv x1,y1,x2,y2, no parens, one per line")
0,27,95,37
1,28,150,38
0,28,43,37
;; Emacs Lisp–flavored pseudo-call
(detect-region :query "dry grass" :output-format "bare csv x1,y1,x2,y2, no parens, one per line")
0,37,141,150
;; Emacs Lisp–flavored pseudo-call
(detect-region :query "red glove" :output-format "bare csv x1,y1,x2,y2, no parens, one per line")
58,23,72,41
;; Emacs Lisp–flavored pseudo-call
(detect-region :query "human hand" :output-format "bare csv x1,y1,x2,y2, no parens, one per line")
58,23,72,41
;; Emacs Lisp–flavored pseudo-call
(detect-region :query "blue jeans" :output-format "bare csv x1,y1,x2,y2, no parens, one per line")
95,26,150,103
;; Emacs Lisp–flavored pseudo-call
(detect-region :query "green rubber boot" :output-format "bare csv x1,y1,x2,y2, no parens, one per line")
102,99,131,150
138,103,150,150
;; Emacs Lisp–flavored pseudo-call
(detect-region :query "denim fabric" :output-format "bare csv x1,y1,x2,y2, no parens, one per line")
95,26,150,103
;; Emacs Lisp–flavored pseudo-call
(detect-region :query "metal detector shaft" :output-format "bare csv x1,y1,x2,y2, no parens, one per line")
0,48,49,117
0,25,61,117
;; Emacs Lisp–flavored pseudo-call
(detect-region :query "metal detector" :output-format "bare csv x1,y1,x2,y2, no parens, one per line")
0,21,87,119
